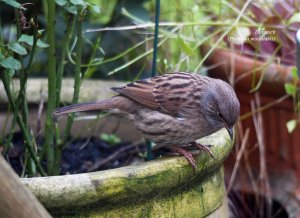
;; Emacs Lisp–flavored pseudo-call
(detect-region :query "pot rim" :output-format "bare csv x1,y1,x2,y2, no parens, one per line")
21,128,232,209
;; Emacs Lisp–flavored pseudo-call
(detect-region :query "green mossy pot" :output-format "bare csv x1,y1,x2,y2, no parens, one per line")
21,129,232,217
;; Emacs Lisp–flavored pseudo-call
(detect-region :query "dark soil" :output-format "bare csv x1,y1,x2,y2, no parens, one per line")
3,134,290,217
4,132,171,176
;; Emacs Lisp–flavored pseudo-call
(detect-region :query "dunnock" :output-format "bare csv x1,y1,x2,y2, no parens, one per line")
53,72,240,169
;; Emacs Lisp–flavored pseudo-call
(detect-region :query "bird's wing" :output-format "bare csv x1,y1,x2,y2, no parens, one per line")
111,78,159,109
112,73,209,118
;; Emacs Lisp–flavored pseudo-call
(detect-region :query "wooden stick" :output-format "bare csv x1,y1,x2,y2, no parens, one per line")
0,155,51,218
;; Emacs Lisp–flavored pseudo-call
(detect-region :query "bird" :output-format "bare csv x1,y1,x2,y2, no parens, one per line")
53,72,240,169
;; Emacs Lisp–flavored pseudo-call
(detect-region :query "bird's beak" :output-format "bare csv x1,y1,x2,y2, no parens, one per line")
226,127,233,141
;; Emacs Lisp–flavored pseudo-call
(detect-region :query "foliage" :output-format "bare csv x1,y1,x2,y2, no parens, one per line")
224,1,300,66
144,0,216,73
100,133,121,146
284,67,299,133
204,1,300,134
0,0,100,176
2,0,298,177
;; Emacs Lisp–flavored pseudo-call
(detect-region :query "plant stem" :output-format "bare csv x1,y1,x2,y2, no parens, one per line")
82,37,154,68
151,0,160,78
15,8,39,176
16,5,38,124
56,14,76,107
52,15,76,175
3,106,16,155
53,9,84,174
0,18,3,53
82,37,101,79
44,0,57,175
1,72,46,176
62,9,84,144
107,27,178,76
147,0,160,161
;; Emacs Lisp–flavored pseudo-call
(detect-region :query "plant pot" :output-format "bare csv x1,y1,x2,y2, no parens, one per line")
201,46,300,215
1,78,233,217
21,129,231,217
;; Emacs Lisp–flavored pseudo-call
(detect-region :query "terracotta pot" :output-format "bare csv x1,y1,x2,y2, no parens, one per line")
201,46,300,215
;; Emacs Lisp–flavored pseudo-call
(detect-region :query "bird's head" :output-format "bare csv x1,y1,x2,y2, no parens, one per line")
202,79,240,140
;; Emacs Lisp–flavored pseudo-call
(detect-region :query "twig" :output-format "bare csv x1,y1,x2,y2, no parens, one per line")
194,0,252,72
251,93,272,217
84,22,291,33
227,128,250,193
79,136,91,150
36,90,45,141
107,26,180,75
82,37,101,79
235,118,258,196
81,36,154,67
2,107,15,155
87,140,142,172
240,94,290,121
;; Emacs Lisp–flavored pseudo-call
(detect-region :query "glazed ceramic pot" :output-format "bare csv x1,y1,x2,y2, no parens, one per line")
21,129,232,217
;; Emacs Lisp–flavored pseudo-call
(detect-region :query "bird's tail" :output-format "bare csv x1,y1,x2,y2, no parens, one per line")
52,98,115,120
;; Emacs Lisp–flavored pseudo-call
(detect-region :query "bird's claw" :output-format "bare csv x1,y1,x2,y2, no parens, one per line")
190,141,215,159
172,141,215,170
173,147,197,170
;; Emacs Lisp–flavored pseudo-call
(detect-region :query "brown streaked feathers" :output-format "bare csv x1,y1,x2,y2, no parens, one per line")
53,72,240,169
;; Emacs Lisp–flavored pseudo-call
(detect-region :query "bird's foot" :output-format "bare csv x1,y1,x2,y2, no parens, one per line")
190,141,215,159
173,147,197,170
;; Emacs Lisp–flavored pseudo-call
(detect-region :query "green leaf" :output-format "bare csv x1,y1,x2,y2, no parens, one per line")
1,0,24,9
177,36,194,56
38,29,45,34
55,0,67,6
0,57,22,70
8,42,27,55
66,5,78,14
100,133,121,145
18,34,34,45
36,40,49,48
291,67,299,80
18,34,49,48
286,119,297,133
70,0,87,6
284,83,296,96
89,4,100,14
